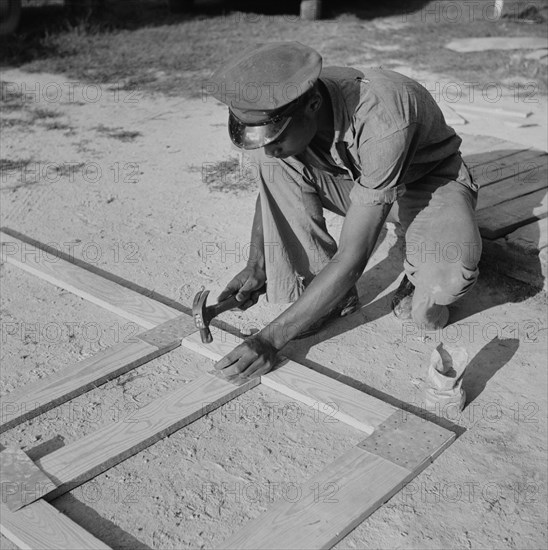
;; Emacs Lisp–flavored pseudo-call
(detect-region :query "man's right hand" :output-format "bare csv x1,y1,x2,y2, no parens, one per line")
218,264,266,310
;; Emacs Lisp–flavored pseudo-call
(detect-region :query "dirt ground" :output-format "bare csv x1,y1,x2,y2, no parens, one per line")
1,37,547,550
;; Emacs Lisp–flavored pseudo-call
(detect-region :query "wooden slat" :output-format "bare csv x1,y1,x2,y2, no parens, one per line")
180,331,245,363
35,373,259,501
221,447,412,550
1,500,111,550
478,187,548,239
475,151,547,210
181,332,397,434
0,339,178,434
0,229,181,329
453,101,533,118
468,148,544,182
262,362,396,434
223,421,455,549
0,445,110,550
459,134,539,161
0,447,55,511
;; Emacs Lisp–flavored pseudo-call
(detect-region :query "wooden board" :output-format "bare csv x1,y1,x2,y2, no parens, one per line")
0,229,458,550
262,361,396,434
35,373,260,501
180,331,245,363
460,138,548,239
221,448,417,549
471,148,546,184
0,447,55,511
0,444,110,550
467,147,543,175
481,218,548,290
224,417,455,549
1,500,111,550
478,187,548,239
475,151,547,211
181,332,396,434
0,228,181,329
460,135,524,159
0,339,180,434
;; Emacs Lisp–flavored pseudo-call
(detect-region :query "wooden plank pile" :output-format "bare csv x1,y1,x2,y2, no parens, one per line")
460,137,547,290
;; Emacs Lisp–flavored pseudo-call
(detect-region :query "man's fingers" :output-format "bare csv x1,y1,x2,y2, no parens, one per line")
237,288,265,310
214,350,240,371
215,343,256,374
220,356,253,378
218,286,238,302
238,298,255,311
214,337,275,380
240,359,273,380
236,280,264,302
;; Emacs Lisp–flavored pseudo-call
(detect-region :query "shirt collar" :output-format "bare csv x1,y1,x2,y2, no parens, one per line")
319,74,356,150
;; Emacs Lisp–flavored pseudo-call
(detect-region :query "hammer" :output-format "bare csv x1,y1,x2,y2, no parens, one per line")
192,289,242,344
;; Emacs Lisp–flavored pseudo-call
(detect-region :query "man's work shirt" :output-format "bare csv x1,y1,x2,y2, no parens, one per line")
310,67,464,206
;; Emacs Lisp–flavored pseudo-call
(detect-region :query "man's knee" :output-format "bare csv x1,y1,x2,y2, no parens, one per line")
420,262,480,305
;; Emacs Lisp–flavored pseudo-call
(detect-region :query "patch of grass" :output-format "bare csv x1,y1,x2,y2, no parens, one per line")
42,120,74,131
93,124,142,141
1,1,546,98
0,118,34,129
54,162,85,178
32,107,60,119
0,158,36,188
0,84,62,128
0,81,26,112
0,158,34,172
196,156,256,194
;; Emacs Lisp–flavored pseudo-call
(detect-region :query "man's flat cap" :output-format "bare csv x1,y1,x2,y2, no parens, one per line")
209,42,322,149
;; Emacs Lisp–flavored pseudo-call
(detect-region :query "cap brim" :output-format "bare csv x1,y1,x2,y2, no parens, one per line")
229,111,292,150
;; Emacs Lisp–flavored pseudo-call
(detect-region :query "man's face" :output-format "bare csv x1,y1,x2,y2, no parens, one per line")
262,102,318,159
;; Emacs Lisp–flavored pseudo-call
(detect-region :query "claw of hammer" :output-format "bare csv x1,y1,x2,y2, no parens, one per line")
192,288,241,344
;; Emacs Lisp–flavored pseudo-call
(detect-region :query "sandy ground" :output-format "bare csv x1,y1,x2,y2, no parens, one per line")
0,62,547,550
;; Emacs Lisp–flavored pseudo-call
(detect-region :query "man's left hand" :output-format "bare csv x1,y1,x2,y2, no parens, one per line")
214,335,278,380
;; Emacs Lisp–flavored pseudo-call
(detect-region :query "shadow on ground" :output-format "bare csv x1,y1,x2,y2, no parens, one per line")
462,336,520,404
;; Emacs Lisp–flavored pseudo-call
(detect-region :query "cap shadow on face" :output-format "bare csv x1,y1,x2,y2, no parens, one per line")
263,98,321,159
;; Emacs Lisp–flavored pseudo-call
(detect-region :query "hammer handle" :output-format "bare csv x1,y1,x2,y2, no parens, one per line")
210,294,241,317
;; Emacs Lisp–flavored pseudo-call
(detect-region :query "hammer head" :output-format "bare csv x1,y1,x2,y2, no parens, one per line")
192,289,213,343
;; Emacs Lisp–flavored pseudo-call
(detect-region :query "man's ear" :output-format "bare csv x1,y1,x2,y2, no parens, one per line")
306,89,322,114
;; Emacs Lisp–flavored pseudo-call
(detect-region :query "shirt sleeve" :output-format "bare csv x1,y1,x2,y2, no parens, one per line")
350,124,417,206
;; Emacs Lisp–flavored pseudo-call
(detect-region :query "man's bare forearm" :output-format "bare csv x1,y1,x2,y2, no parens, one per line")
258,201,392,349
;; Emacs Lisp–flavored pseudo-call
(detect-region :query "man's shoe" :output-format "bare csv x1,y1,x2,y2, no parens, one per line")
391,275,415,320
391,275,450,330
295,286,360,339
